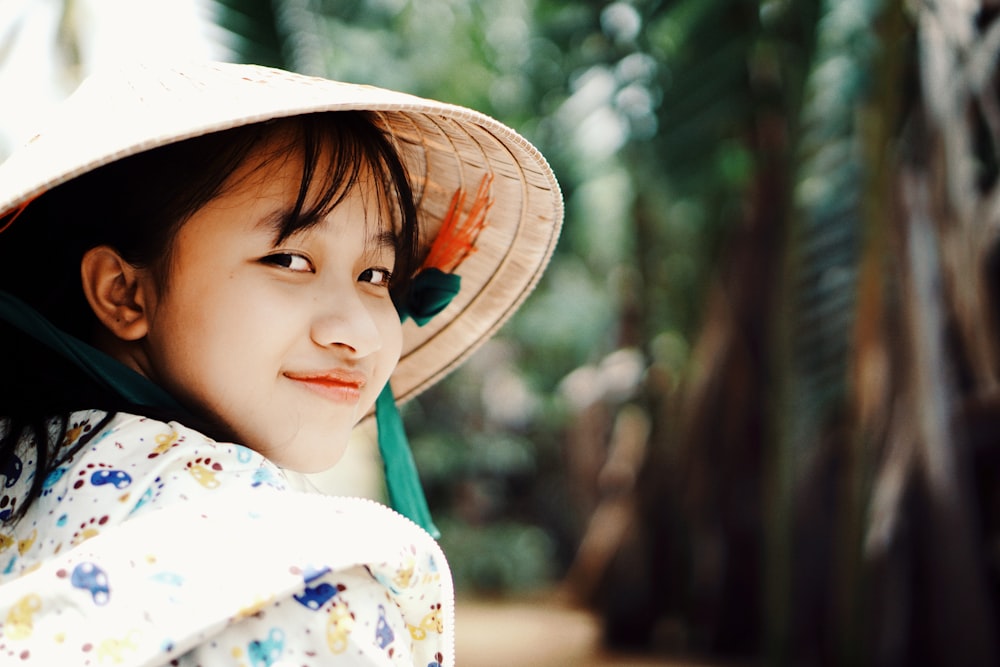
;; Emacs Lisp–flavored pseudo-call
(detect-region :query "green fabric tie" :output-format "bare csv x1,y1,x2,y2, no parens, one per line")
0,290,188,413
375,268,462,538
403,268,462,326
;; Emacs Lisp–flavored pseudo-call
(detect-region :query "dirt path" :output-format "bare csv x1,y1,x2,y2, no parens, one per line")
455,598,725,667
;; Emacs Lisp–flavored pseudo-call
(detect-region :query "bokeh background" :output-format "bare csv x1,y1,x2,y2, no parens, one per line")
4,1,1000,665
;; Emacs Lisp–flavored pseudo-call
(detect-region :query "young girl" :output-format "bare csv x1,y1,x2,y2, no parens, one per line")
0,62,562,665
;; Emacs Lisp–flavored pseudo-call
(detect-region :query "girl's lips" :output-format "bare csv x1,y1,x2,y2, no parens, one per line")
283,370,367,404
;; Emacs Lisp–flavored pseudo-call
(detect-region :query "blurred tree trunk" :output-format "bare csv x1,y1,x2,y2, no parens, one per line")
637,1,1000,664
861,3,1000,663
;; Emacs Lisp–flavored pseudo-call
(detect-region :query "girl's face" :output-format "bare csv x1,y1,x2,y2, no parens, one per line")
127,140,403,472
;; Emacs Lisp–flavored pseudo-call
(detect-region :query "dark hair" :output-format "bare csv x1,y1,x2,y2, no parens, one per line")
0,111,420,522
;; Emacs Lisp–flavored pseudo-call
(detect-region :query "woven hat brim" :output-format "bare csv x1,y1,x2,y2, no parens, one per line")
0,62,564,413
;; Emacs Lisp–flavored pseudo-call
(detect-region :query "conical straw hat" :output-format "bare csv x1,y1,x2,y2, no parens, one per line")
0,62,564,410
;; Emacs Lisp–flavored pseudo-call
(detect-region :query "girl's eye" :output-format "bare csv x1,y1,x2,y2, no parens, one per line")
359,267,393,288
261,253,314,273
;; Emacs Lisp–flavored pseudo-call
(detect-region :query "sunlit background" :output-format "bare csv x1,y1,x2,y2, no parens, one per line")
4,1,1000,665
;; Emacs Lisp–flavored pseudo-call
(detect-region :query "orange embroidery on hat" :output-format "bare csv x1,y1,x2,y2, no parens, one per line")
421,173,493,273
0,197,37,235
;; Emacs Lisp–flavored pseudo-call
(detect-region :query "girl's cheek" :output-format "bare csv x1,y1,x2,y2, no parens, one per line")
386,312,405,358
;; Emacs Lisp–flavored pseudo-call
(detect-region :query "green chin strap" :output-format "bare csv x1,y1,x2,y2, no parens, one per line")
0,290,189,414
376,268,462,539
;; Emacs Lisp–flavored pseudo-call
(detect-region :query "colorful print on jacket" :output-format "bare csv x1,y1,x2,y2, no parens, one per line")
0,410,454,666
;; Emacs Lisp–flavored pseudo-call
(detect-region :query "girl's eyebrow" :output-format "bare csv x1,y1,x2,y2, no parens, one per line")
370,230,399,252
253,207,294,236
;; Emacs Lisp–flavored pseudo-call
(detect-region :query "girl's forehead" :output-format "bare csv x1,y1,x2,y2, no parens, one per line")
219,130,398,235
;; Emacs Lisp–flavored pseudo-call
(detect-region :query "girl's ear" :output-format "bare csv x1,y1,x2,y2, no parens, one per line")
80,246,151,341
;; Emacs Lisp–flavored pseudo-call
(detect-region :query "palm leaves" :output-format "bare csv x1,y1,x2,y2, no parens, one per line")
211,0,286,69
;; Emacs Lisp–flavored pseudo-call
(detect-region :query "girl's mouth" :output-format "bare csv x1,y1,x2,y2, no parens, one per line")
283,370,367,404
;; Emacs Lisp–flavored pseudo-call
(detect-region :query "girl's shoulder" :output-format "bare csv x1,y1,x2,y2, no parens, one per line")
0,409,289,580
0,410,456,665
85,409,285,479
51,409,290,502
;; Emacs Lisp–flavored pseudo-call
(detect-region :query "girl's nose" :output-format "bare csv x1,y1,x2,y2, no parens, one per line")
309,288,383,357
